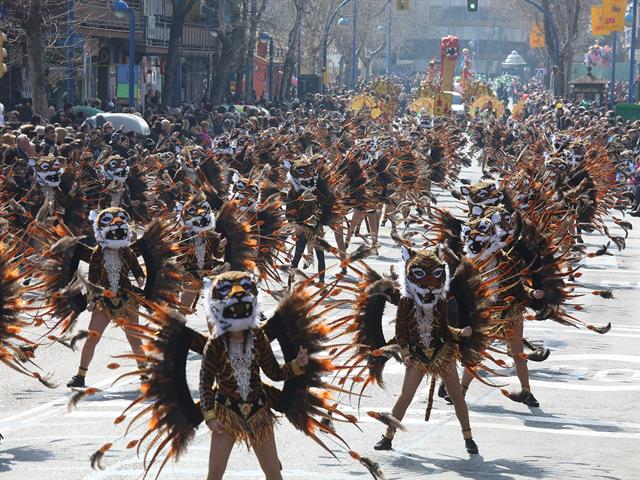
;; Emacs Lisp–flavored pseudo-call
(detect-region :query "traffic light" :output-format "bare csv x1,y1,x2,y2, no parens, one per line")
0,32,7,79
467,0,479,13
396,0,409,11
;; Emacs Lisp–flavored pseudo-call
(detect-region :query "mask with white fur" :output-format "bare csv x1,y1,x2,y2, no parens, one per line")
92,207,132,249
204,272,260,337
401,246,450,310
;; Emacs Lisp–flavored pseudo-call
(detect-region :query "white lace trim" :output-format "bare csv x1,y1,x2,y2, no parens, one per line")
194,235,206,271
43,187,55,215
110,190,124,208
227,333,254,401
415,307,434,347
103,249,122,293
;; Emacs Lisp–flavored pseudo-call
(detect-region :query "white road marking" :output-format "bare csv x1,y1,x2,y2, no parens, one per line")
340,405,640,430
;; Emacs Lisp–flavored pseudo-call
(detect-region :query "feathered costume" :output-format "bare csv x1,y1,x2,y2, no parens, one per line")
77,272,385,478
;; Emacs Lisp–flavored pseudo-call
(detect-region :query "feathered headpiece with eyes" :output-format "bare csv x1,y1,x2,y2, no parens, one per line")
460,181,504,211
462,216,502,261
203,271,260,337
29,155,64,187
100,154,130,182
400,246,450,310
91,207,132,249
284,152,320,193
228,169,262,212
178,192,215,233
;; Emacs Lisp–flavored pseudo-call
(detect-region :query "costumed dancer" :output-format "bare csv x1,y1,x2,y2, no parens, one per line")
32,206,182,389
334,243,496,455
76,273,383,480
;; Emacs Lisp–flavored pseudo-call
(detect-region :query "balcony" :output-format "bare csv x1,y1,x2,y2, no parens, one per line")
75,0,215,54
76,0,145,36
146,16,216,53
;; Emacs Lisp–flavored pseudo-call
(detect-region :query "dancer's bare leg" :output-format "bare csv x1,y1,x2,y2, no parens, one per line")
368,211,381,248
443,361,478,452
206,429,235,480
384,364,423,439
78,307,110,372
333,228,347,273
122,313,146,371
460,365,474,396
346,210,365,247
509,319,530,391
442,362,471,432
253,427,283,480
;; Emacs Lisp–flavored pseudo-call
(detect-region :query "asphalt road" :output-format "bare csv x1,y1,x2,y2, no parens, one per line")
1,163,639,480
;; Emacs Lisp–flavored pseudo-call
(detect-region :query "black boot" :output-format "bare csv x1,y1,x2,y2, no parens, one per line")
527,347,550,362
67,375,86,389
438,382,452,404
507,389,540,407
465,438,479,454
374,435,393,451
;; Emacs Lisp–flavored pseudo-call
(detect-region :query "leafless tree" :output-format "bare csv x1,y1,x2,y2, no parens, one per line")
507,0,591,95
3,0,83,115
276,0,305,101
208,0,248,105
239,0,268,102
162,0,200,107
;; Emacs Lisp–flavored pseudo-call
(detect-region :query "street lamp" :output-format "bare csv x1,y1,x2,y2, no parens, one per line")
335,11,357,89
351,0,357,89
259,32,274,100
628,0,638,104
66,0,75,105
112,0,136,108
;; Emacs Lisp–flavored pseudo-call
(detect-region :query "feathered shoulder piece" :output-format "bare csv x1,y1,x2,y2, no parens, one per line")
510,212,610,333
215,200,257,272
511,211,568,309
316,160,348,230
200,151,229,208
262,281,359,456
29,222,92,334
130,219,186,305
81,306,207,476
448,259,495,368
430,208,464,267
125,163,154,224
0,239,55,388
254,193,288,283
330,261,401,392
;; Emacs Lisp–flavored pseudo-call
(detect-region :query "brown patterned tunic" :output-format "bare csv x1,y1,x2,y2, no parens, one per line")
180,231,223,290
199,328,304,446
396,297,463,377
88,246,145,320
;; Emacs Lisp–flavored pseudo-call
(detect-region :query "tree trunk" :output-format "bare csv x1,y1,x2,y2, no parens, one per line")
278,0,305,101
359,42,385,82
162,0,198,107
210,35,245,105
235,64,244,101
559,47,573,97
245,0,267,103
337,55,346,86
162,17,186,107
209,1,246,106
24,0,48,116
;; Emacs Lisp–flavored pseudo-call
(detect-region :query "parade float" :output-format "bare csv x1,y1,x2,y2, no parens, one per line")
410,35,499,117
349,77,400,125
